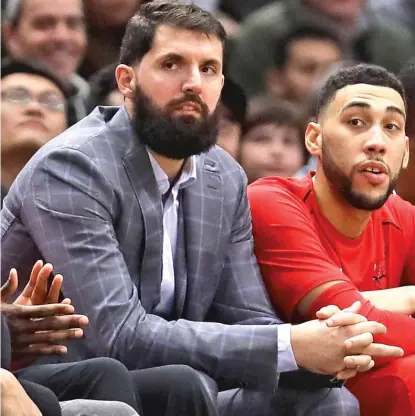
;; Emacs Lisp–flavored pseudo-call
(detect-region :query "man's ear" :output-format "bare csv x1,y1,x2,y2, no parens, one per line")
402,135,410,169
2,22,22,56
305,121,322,157
265,68,285,96
115,64,136,99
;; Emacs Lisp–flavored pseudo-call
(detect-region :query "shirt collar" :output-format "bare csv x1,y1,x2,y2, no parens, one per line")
147,149,197,195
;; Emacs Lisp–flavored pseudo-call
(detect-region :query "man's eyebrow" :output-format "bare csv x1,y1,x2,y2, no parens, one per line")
340,101,371,114
340,101,406,120
201,58,221,68
386,105,406,120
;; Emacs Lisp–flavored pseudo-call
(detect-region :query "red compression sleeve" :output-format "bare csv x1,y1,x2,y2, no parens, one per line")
309,281,415,366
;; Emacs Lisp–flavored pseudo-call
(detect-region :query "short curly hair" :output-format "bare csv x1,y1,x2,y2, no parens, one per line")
316,63,406,118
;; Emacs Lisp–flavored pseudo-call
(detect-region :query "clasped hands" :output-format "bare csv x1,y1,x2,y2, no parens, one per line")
1,261,404,383
0,261,88,363
291,301,404,381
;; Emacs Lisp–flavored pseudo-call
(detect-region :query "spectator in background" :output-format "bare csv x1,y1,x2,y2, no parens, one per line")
265,25,344,108
87,63,124,113
229,0,415,98
239,97,308,183
1,58,70,201
397,60,415,205
79,0,141,80
219,0,276,22
2,0,88,123
369,0,415,40
216,78,246,159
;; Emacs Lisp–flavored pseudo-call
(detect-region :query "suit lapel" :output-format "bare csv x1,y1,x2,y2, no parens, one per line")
121,125,163,312
176,155,224,317
174,202,187,317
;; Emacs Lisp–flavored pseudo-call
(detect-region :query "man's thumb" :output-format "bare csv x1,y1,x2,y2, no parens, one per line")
1,269,18,302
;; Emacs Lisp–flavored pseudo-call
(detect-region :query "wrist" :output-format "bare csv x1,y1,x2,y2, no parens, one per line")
290,324,308,370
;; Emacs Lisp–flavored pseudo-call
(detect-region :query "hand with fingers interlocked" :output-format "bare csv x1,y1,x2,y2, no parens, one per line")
1,261,88,363
290,301,404,382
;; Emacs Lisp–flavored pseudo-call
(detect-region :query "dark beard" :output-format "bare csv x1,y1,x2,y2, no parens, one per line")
321,141,399,211
131,85,219,160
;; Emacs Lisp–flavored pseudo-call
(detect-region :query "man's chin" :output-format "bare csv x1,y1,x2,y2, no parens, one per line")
172,113,203,125
349,188,391,210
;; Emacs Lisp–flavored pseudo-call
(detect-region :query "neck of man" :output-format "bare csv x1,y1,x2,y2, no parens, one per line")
149,150,185,182
313,167,372,239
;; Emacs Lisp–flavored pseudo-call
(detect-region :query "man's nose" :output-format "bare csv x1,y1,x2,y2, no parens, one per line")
363,126,387,155
182,67,203,96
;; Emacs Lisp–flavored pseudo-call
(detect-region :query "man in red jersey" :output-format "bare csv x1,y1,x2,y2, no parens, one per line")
248,63,415,416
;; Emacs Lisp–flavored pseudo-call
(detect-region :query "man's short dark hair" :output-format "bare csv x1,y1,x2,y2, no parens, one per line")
1,57,72,99
87,63,119,113
274,24,344,69
1,58,72,122
119,0,227,66
316,63,407,118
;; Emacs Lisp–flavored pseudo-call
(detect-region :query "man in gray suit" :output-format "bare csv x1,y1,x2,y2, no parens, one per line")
1,1,403,415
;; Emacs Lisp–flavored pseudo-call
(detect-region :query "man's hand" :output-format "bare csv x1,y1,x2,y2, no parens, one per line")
0,262,88,360
0,369,42,416
290,302,404,380
360,286,415,315
1,261,70,306
1,302,87,357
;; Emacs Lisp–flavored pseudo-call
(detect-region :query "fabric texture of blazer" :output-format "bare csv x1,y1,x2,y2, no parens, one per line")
1,106,283,390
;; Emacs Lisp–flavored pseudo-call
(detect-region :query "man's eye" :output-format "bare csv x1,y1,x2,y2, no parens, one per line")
163,62,178,70
385,123,400,131
201,66,215,74
348,118,364,127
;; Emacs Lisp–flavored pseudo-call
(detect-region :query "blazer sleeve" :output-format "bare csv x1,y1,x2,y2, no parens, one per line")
21,147,280,389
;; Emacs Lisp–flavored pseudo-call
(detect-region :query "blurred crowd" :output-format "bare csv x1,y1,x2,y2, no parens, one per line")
1,0,414,205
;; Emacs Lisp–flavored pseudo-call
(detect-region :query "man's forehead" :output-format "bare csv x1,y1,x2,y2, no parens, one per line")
328,83,406,114
2,73,63,95
150,25,223,59
23,0,83,17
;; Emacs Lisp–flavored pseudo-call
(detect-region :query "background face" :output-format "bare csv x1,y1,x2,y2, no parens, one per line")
240,122,304,183
6,0,86,77
1,73,68,157
281,38,342,104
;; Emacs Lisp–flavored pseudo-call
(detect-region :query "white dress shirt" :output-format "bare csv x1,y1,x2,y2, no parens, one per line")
147,150,297,372
148,151,196,315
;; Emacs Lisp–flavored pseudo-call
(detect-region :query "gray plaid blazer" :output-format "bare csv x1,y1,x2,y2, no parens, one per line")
1,106,283,389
